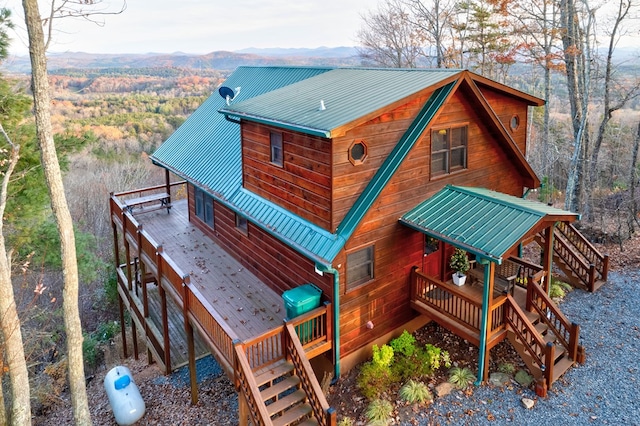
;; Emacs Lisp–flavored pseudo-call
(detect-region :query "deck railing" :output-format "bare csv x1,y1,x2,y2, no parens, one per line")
111,185,334,425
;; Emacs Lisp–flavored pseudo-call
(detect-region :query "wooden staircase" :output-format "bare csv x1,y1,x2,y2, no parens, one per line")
234,322,336,426
537,222,608,292
504,275,585,396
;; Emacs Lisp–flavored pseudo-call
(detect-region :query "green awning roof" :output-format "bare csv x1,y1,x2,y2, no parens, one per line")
400,185,580,263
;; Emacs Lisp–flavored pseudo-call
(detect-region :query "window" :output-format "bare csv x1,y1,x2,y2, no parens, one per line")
346,246,374,290
194,187,214,228
235,214,248,235
431,125,468,177
510,115,520,131
270,131,283,166
348,139,368,165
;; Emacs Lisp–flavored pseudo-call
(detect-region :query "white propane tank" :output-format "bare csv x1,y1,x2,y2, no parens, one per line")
104,365,145,425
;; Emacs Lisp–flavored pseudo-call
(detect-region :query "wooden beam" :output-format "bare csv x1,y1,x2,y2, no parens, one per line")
542,225,554,293
183,276,199,405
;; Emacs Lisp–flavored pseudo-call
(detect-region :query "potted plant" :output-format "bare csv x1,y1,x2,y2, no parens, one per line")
449,248,470,286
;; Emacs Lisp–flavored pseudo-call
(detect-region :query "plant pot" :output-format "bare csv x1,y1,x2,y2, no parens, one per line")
452,273,466,286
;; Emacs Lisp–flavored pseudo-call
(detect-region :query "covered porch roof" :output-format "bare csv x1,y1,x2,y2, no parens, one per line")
399,185,580,264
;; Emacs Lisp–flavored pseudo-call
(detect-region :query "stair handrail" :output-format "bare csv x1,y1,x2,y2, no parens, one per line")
526,278,580,360
556,222,608,281
553,232,592,289
284,323,336,426
504,296,550,376
233,341,273,426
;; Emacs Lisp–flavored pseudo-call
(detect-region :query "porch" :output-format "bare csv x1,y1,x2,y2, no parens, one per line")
110,182,336,425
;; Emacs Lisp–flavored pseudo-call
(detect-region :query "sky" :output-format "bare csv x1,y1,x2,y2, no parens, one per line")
4,0,373,56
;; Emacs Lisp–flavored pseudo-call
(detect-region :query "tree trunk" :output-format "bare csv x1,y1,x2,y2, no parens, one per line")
630,122,640,231
22,0,91,424
0,139,31,425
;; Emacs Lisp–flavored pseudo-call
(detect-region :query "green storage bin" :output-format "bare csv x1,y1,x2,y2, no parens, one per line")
282,284,322,342
282,283,322,319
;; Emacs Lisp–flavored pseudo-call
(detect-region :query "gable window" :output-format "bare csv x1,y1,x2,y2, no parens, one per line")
349,139,368,165
431,125,468,177
194,187,214,228
270,131,283,167
235,214,248,235
346,246,374,290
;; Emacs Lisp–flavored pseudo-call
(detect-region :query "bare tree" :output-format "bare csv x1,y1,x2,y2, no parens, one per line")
587,0,640,203
0,125,30,425
357,0,425,68
21,0,125,423
404,0,457,68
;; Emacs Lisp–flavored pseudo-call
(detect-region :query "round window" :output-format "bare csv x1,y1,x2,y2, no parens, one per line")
510,115,520,131
349,140,368,165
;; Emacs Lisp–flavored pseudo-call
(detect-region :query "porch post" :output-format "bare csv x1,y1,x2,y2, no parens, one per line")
475,259,493,386
542,225,555,293
165,168,171,205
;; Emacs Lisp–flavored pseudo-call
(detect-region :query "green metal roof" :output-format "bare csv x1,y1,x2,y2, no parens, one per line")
219,68,461,138
151,66,333,200
400,185,580,263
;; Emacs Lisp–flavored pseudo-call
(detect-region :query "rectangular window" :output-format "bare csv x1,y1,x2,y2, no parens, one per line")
195,187,214,228
431,125,468,177
270,131,283,167
346,246,374,290
235,214,248,235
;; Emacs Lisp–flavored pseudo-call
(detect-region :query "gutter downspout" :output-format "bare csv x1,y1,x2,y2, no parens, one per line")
475,258,491,386
315,262,340,380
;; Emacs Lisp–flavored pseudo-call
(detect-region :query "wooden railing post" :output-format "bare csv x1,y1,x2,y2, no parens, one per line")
569,322,580,361
544,342,554,393
588,264,596,292
602,255,609,281
182,275,198,405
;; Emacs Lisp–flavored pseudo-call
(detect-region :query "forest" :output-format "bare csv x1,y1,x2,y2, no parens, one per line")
0,0,639,424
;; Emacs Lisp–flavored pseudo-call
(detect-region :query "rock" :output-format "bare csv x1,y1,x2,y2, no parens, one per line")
489,372,511,387
521,397,535,409
435,381,456,398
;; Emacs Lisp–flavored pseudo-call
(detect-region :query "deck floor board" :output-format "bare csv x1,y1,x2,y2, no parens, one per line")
131,200,285,342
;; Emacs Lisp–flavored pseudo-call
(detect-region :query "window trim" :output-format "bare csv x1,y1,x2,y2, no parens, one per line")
235,214,248,235
270,131,283,167
194,187,215,228
430,124,468,178
346,245,375,291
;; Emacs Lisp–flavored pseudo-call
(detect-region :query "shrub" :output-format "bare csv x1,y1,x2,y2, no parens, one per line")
399,379,433,404
497,362,515,375
337,418,354,426
390,330,416,357
448,367,476,389
550,278,572,299
365,399,393,425
358,344,396,399
515,369,534,387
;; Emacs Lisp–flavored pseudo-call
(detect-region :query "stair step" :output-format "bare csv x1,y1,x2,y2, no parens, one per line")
296,419,319,426
272,403,313,426
254,360,294,387
524,310,539,324
552,355,575,383
266,389,306,417
261,376,301,402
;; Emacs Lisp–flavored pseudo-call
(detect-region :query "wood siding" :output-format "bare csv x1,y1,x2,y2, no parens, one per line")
478,86,532,155
242,121,333,230
336,88,526,358
188,184,334,302
331,95,432,230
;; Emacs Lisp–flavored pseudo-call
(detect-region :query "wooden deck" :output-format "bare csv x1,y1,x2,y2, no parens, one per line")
132,199,286,341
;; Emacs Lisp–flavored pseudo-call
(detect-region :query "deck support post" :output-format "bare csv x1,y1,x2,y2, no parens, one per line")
238,394,249,426
182,276,199,405
165,168,172,206
118,292,128,358
132,316,139,360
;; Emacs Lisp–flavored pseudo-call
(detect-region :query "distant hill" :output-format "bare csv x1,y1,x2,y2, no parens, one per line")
1,47,362,74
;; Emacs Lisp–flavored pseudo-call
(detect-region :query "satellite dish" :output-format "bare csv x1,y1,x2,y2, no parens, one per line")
218,86,241,106
218,86,235,100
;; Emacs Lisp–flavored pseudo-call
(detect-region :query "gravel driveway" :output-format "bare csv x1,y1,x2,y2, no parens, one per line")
415,269,640,425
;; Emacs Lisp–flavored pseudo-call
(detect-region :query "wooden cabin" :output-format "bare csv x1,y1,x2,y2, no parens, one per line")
110,67,608,425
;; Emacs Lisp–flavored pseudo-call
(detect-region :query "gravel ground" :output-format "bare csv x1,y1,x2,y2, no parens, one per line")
403,269,640,426
35,269,639,425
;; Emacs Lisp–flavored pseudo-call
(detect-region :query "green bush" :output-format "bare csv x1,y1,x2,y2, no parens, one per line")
337,418,354,426
372,344,394,368
365,399,393,425
448,367,476,390
390,330,416,357
82,333,100,368
399,379,433,404
515,369,534,387
550,278,572,299
497,362,515,375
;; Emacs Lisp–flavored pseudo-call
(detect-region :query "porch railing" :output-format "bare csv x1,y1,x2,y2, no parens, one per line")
410,268,505,346
111,186,334,425
525,273,581,361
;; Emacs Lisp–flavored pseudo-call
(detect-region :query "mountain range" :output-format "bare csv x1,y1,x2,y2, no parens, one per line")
1,47,362,74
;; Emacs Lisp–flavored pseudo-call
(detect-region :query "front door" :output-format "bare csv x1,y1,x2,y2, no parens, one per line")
422,236,442,279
